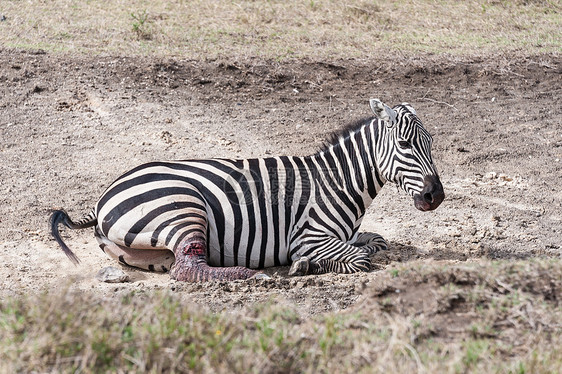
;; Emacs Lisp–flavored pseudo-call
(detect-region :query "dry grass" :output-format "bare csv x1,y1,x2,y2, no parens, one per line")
0,0,560,59
1,259,560,373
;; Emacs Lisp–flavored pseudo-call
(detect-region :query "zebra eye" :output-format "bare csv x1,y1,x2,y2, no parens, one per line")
398,140,411,149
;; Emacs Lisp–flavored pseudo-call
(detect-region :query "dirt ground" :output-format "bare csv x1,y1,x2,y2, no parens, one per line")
0,49,560,314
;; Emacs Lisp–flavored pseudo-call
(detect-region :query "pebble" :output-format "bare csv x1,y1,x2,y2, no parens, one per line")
95,266,130,283
253,273,271,280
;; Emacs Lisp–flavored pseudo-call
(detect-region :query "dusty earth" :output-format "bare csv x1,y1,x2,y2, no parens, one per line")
0,49,560,314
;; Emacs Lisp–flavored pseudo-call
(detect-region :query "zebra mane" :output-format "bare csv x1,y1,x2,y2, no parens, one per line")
319,117,373,152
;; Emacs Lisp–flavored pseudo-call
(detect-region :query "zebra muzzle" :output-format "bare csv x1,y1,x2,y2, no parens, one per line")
414,175,445,211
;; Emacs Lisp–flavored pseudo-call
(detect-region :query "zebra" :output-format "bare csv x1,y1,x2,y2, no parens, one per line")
50,98,444,282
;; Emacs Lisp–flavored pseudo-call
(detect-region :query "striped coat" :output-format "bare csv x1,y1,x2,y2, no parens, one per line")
51,99,444,281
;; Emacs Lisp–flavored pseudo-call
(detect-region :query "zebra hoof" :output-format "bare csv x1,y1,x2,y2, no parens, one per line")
288,256,309,276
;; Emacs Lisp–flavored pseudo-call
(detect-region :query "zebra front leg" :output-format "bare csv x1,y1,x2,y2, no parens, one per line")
170,239,258,282
350,232,388,255
288,238,371,276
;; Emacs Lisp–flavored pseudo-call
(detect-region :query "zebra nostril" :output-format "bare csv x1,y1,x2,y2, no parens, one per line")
423,192,433,203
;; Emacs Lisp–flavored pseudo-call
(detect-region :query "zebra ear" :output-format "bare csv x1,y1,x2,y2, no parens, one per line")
370,98,397,127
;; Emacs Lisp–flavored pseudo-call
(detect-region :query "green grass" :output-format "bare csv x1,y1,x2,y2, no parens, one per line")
0,0,559,59
1,260,561,373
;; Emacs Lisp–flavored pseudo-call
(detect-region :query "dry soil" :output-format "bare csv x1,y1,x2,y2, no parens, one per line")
0,49,560,314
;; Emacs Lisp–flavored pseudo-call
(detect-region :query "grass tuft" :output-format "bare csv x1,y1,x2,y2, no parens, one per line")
130,9,152,40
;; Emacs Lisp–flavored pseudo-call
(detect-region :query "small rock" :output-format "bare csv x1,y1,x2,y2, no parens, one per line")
253,273,271,280
484,171,497,179
96,266,130,283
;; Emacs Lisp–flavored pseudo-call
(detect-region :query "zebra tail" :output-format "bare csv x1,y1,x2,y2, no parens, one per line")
49,209,97,265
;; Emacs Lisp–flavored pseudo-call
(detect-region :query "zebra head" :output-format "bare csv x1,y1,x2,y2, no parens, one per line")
370,99,445,211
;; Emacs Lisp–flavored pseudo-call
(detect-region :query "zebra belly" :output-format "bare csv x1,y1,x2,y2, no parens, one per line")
205,218,291,269
206,243,291,269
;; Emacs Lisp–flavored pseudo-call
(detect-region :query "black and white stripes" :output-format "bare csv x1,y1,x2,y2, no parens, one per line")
50,98,444,280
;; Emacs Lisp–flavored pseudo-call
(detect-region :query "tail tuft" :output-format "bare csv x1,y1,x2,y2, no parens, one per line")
49,209,96,265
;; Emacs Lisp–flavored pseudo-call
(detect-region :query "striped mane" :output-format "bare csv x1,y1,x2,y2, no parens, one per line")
319,117,373,152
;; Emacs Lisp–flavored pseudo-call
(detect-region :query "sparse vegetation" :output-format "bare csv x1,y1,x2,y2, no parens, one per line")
0,0,560,58
1,260,560,373
130,9,151,40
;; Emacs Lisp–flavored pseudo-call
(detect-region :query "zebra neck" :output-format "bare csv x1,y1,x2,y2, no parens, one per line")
311,121,386,216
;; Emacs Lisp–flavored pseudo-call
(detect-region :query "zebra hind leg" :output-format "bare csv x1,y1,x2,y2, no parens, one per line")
170,238,258,282
95,227,175,272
